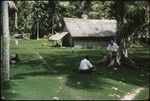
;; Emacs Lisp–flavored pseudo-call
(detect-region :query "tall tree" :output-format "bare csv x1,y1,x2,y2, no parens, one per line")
109,1,149,66
1,1,10,82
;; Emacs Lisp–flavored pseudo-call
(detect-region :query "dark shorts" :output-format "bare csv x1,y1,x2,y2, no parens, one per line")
79,68,93,74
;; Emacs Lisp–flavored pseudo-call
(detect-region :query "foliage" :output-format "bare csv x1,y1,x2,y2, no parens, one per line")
110,1,149,42
7,1,149,40
14,1,53,38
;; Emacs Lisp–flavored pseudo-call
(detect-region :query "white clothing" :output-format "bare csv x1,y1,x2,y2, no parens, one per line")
15,40,19,45
79,59,93,70
107,42,119,52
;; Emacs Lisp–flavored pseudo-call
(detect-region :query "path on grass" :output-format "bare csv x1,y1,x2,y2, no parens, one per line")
121,87,144,100
36,52,57,74
35,52,84,100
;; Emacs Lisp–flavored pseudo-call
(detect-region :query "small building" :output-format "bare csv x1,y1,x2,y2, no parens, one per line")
49,32,71,47
49,17,117,48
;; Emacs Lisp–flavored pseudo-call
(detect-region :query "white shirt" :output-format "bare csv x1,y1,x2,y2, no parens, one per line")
107,42,119,52
79,58,93,70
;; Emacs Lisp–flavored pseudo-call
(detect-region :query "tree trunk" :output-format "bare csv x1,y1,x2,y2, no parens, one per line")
15,12,18,29
37,20,39,40
124,48,128,57
52,16,54,35
121,39,128,58
1,1,10,82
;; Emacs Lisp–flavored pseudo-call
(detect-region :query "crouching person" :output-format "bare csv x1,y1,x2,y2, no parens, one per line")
10,53,20,64
78,55,96,74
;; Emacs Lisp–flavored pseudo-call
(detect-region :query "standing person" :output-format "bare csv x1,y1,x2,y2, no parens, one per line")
78,55,96,74
107,40,120,67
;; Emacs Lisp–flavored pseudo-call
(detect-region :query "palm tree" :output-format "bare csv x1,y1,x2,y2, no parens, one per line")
1,1,17,82
1,1,10,82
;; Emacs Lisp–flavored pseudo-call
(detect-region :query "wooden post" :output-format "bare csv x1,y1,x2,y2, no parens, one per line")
60,39,62,47
1,1,10,82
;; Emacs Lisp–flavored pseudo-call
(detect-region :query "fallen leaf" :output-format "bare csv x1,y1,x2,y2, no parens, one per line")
53,96,59,100
119,90,121,92
77,81,81,85
140,74,144,77
127,92,131,95
58,77,63,80
115,94,120,98
109,93,120,98
119,81,125,85
109,94,112,97
112,87,118,90
109,94,114,97
12,91,16,93
1,96,5,100
59,87,62,90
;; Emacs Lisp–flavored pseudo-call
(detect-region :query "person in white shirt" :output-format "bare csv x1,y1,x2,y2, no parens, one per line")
107,40,120,66
78,56,96,73
107,40,119,53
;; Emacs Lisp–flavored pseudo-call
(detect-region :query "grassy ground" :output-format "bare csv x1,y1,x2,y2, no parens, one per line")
1,39,149,100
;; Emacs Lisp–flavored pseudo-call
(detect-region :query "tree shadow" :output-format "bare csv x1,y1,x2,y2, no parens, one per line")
9,50,149,91
65,72,119,91
1,81,20,100
133,58,150,67
61,51,149,89
11,71,52,80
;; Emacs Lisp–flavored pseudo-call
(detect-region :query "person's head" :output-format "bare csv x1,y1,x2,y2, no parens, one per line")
110,40,114,45
85,55,90,60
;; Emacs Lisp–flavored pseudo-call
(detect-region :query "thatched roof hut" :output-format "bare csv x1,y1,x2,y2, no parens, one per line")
50,17,117,48
63,17,117,37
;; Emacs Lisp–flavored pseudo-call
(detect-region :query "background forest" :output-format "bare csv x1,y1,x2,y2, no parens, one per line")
1,1,148,40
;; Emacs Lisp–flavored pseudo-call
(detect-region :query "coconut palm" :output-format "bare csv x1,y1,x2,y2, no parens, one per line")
1,1,17,82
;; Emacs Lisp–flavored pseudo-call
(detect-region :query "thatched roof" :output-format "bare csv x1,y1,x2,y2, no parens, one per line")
49,32,68,41
63,17,117,37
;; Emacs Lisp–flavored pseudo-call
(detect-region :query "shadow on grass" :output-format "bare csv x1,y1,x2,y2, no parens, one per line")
11,71,52,80
65,72,120,91
2,49,149,100
1,81,20,100
11,51,149,90
133,58,150,68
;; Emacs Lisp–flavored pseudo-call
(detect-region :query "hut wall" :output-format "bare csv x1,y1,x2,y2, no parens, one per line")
72,37,112,49
62,33,72,46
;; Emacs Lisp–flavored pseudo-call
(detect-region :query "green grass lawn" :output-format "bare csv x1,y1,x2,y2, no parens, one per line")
1,38,149,100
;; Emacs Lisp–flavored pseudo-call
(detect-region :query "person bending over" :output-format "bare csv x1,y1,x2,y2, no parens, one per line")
107,40,120,67
78,55,96,74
